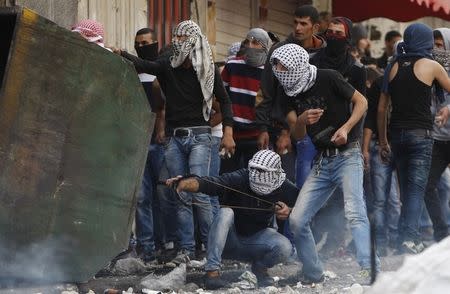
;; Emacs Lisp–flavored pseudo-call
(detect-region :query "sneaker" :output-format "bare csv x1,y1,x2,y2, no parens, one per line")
401,241,425,254
203,271,228,290
251,264,275,287
298,273,325,285
170,249,195,264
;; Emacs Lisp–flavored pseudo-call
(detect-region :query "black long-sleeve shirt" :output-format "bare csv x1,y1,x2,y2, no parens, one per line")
197,169,299,236
121,52,233,129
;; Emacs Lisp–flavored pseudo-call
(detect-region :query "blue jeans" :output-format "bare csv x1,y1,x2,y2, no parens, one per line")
205,208,292,271
135,143,164,254
157,158,178,245
209,136,221,218
165,133,212,252
295,135,317,188
369,139,401,246
390,129,433,243
290,146,378,280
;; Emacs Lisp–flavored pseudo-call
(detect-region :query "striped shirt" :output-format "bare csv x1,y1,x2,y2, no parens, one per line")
221,57,264,139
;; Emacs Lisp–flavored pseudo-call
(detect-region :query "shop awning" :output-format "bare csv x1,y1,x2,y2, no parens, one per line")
332,0,450,22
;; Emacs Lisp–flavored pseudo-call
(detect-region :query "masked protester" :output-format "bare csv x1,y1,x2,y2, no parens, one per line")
116,20,235,265
270,43,379,283
130,28,167,264
220,28,271,174
166,150,298,290
309,17,368,258
72,19,110,51
377,23,450,254
134,28,159,61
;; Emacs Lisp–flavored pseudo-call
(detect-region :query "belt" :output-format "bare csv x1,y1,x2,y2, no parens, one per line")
320,141,359,157
390,129,431,136
172,126,211,137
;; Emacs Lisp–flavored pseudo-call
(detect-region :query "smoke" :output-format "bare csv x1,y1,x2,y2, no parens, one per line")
0,237,75,288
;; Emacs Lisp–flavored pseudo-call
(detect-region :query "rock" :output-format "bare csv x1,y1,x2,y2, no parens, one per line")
110,258,148,275
226,287,242,294
122,288,134,294
238,271,257,284
262,286,279,294
140,263,186,291
230,270,258,290
343,284,364,294
61,291,79,294
188,258,207,269
183,282,200,292
324,270,337,279
329,288,339,294
141,290,162,294
280,285,298,294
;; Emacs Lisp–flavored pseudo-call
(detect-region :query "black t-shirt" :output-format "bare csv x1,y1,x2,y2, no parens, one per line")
121,52,233,129
288,69,358,149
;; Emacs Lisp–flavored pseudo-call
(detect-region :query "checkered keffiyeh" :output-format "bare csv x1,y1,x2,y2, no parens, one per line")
72,19,104,44
171,20,215,121
270,44,317,97
248,150,286,195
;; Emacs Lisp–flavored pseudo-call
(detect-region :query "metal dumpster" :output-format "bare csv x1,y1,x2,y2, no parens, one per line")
0,6,154,283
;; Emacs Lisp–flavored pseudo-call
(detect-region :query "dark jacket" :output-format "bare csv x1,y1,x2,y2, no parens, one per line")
197,169,299,236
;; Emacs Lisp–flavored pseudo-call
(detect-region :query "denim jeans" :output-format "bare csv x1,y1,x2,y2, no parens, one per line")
390,129,433,243
165,133,212,252
135,143,164,254
209,136,221,218
295,135,317,188
289,146,378,280
424,140,450,241
369,139,401,246
157,158,178,246
205,208,292,271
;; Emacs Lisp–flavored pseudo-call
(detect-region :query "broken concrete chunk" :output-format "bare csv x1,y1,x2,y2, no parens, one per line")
140,263,186,291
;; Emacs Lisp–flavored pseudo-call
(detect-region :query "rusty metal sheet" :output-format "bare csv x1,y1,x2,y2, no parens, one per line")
0,7,154,282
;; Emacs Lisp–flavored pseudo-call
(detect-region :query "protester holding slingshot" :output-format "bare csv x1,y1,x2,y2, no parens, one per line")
163,150,299,290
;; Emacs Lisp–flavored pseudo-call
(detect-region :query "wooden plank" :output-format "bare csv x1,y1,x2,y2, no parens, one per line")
216,8,251,25
216,0,251,16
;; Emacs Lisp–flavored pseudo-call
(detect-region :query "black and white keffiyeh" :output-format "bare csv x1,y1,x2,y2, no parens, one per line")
270,44,317,97
171,20,215,121
248,150,286,195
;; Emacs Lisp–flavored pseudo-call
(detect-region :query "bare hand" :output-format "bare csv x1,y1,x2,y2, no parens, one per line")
362,150,370,170
155,130,166,144
435,106,449,127
257,131,270,150
299,109,324,125
109,47,122,55
276,133,291,155
165,176,183,192
330,126,348,146
275,201,291,220
221,133,236,156
379,143,391,164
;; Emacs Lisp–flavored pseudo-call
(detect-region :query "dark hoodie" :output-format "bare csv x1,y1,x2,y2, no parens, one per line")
256,33,326,132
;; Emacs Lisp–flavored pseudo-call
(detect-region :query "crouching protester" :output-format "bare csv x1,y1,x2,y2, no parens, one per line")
269,44,380,283
166,150,298,290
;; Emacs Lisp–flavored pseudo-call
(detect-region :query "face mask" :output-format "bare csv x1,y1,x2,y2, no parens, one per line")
244,47,267,67
135,42,159,61
325,36,348,56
